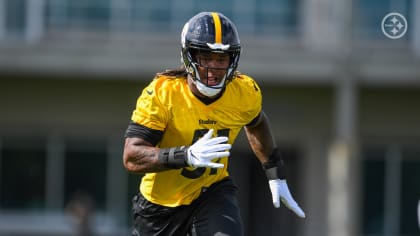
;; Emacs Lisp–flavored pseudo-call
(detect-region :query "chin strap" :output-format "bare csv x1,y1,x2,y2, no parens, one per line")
194,77,225,97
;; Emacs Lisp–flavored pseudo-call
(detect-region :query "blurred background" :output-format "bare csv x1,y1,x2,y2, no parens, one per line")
0,0,419,235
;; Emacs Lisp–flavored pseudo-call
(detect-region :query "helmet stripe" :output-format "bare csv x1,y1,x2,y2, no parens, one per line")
211,12,222,44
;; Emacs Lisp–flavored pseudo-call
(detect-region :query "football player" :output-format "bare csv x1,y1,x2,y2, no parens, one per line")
123,11,305,236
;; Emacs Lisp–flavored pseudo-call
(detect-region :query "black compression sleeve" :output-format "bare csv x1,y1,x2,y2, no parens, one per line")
125,121,163,146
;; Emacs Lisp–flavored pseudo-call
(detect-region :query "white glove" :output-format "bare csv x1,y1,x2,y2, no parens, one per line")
269,179,306,218
187,129,231,169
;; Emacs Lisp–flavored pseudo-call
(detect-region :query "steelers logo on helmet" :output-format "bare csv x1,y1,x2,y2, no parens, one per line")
181,12,241,97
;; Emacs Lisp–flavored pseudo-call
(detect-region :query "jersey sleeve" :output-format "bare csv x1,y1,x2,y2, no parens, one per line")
131,78,169,131
237,74,263,125
250,78,262,120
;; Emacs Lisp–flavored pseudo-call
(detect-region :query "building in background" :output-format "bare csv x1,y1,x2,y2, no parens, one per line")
0,0,419,235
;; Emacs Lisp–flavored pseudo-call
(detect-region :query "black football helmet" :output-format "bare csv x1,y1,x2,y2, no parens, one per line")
181,12,241,96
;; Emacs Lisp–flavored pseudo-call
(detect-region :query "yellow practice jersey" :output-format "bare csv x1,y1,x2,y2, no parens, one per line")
131,73,262,207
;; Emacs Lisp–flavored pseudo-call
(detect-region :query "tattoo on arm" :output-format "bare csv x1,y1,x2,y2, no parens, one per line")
123,138,170,173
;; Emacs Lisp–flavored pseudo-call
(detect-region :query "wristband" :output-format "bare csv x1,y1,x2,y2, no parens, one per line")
158,146,189,169
262,148,287,180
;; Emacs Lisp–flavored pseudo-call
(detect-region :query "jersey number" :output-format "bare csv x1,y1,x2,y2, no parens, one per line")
181,129,230,179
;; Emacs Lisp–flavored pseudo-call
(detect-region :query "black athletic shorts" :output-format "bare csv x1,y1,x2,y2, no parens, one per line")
131,177,244,236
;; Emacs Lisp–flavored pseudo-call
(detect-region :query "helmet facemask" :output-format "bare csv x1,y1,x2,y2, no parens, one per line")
183,47,240,97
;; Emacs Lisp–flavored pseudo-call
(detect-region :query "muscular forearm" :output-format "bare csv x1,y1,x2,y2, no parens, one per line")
244,111,276,164
123,138,169,173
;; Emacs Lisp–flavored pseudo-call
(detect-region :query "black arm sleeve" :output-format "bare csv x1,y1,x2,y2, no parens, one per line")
262,148,287,180
124,121,163,146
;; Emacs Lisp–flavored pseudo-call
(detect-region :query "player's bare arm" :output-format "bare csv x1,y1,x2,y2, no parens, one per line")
123,137,169,173
244,111,277,164
245,111,306,217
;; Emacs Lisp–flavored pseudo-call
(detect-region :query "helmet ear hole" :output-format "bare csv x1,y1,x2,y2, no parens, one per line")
188,48,200,64
188,48,198,58
185,48,198,77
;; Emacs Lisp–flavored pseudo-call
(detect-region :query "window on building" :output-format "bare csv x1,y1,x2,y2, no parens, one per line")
64,138,107,211
4,0,26,36
400,148,420,235
130,0,171,31
0,136,110,212
0,137,46,209
255,0,299,35
46,0,111,30
43,0,299,37
361,144,420,235
361,147,385,235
